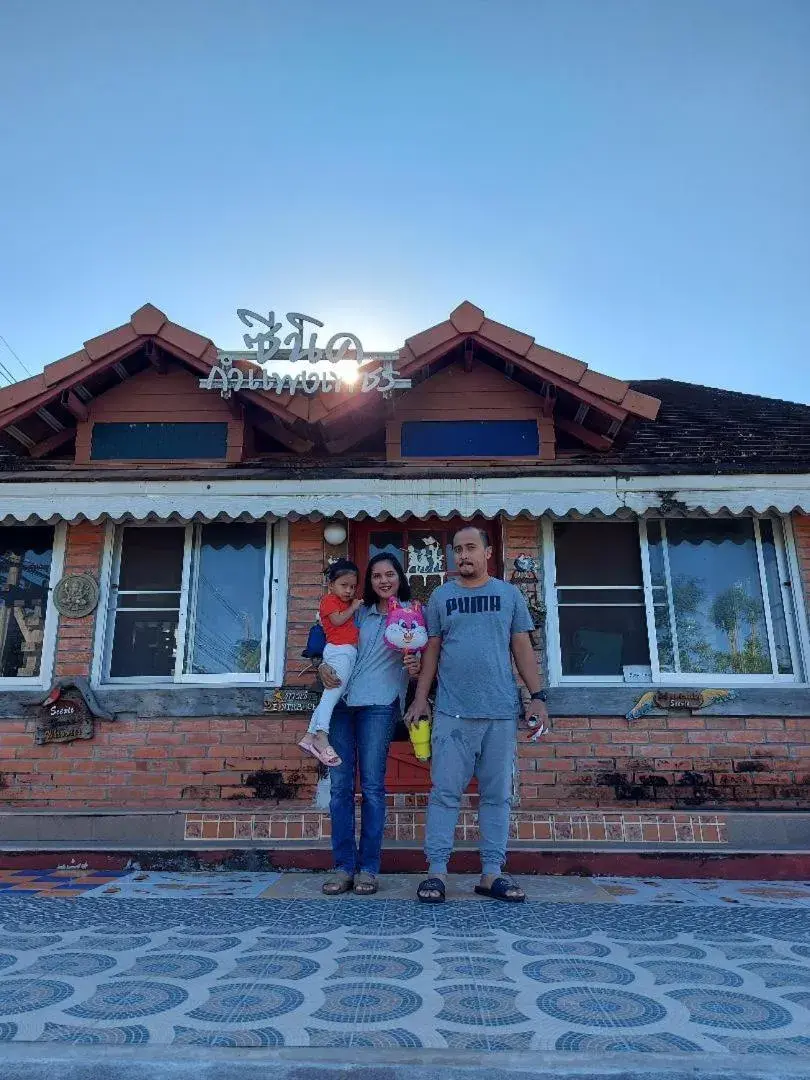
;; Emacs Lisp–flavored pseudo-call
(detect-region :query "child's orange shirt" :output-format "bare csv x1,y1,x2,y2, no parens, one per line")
319,594,360,647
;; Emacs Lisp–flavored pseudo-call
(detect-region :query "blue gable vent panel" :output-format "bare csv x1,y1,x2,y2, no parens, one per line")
400,419,539,458
91,422,228,461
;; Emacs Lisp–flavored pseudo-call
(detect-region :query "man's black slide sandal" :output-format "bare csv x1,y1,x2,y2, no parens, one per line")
417,877,446,903
474,876,526,902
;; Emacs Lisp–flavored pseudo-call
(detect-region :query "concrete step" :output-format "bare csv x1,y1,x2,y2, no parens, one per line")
3,1044,810,1080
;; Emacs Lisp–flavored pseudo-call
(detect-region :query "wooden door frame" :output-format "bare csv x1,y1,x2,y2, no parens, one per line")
350,516,503,581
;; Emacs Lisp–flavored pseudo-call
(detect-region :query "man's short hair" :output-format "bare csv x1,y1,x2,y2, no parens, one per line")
453,525,490,548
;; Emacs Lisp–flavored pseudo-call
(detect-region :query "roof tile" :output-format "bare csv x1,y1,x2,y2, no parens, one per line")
478,318,534,357
449,301,485,334
83,323,139,363
579,369,630,403
621,387,661,421
405,320,459,359
43,350,90,388
0,373,47,409
130,303,167,336
526,343,587,384
157,320,214,360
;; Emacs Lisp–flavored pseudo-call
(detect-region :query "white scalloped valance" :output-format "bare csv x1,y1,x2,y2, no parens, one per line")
1,475,808,524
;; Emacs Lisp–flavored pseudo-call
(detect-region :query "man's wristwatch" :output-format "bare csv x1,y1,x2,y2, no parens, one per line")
530,690,547,702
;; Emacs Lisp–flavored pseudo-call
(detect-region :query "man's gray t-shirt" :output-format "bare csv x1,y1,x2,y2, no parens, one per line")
425,577,535,720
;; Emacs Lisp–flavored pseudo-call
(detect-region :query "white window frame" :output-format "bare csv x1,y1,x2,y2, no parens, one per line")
93,519,288,687
0,522,65,689
543,515,808,687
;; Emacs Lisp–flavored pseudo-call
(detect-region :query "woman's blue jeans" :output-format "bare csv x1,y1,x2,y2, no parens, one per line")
328,702,398,876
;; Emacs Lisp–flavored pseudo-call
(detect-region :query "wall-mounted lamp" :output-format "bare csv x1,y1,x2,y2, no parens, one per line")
323,521,348,547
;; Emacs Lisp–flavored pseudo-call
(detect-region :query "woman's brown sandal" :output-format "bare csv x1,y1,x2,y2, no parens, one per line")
322,871,353,896
353,872,378,895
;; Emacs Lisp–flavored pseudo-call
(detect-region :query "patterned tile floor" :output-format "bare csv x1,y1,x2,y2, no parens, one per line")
0,869,127,898
0,873,809,1057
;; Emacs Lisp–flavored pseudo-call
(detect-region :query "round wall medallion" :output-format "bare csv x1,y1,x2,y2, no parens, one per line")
53,573,100,618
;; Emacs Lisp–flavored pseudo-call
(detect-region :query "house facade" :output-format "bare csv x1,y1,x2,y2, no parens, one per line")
1,301,809,852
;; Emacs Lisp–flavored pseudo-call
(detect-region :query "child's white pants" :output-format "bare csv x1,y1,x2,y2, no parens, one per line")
307,643,358,735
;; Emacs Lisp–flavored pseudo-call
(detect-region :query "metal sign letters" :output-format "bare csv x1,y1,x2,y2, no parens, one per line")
200,309,412,398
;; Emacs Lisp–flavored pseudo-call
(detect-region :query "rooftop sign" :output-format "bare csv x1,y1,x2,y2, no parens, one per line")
200,309,412,398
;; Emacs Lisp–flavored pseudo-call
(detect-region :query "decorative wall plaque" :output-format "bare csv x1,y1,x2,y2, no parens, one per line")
627,688,736,721
263,686,321,714
35,687,95,745
53,573,99,618
510,553,545,628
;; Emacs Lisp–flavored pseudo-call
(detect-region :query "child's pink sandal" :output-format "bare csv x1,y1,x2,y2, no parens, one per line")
298,738,342,768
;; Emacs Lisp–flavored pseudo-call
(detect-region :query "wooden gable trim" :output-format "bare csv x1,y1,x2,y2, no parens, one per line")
382,357,556,462
555,415,613,452
460,337,630,424
73,363,246,466
30,427,76,459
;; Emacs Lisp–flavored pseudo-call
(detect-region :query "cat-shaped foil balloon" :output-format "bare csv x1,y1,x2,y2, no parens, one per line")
383,596,429,653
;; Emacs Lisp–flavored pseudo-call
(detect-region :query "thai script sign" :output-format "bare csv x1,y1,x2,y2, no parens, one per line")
200,309,412,398
263,686,321,713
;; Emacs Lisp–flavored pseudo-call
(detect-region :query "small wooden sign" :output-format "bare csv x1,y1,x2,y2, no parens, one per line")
35,688,94,745
263,686,321,714
654,690,705,711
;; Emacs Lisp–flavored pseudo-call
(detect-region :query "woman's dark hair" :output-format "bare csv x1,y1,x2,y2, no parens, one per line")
363,552,411,607
326,558,359,583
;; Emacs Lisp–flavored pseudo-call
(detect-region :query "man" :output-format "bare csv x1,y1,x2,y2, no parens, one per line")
403,526,549,903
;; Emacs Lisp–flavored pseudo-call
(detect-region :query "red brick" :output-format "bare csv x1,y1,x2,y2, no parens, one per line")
145,733,186,745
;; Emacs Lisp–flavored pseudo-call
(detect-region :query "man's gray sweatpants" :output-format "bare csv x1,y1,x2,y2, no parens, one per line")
425,711,517,878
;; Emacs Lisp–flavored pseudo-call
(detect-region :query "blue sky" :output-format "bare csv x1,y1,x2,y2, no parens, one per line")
1,0,808,401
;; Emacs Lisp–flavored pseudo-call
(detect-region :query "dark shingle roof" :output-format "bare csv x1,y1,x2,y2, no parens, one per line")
603,379,810,475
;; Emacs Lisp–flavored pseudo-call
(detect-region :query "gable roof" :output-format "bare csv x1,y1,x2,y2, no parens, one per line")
402,302,660,420
0,377,809,480
0,301,661,460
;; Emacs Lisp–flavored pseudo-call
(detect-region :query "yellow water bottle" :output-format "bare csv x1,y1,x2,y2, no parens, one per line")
408,704,432,762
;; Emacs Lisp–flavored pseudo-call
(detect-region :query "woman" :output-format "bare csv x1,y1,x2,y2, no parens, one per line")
319,553,421,896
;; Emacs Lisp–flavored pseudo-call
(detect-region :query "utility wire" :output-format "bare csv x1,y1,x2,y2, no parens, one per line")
0,332,32,378
0,355,17,387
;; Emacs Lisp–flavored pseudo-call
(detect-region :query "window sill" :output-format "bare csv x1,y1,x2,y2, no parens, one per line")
0,685,287,719
547,685,810,717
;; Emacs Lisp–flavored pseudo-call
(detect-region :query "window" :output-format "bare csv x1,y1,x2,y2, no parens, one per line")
553,522,651,677
100,522,286,683
91,422,228,461
547,518,803,683
0,526,57,683
400,420,540,458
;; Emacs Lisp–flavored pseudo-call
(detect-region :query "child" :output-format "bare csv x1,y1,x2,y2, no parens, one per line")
298,559,362,768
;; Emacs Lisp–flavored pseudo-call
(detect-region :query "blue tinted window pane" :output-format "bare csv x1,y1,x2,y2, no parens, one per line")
400,420,539,457
91,423,227,460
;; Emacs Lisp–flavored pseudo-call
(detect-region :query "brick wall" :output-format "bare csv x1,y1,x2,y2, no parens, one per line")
508,514,810,811
0,716,314,808
793,513,810,608
53,522,106,678
0,519,325,809
2,515,808,811
519,714,810,809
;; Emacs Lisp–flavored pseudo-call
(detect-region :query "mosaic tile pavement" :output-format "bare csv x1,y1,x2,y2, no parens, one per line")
0,869,127,898
0,874,809,1057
